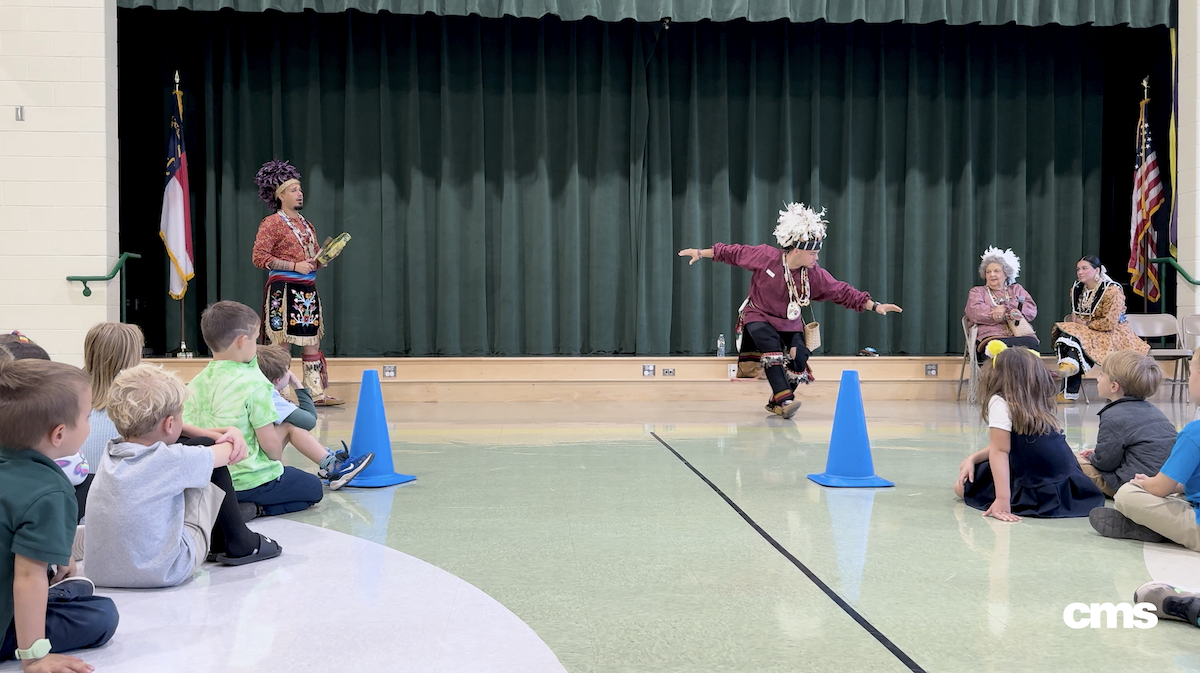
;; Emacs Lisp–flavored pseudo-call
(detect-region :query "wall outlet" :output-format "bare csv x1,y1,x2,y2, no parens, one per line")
383,365,397,378
925,364,938,377
728,364,737,378
662,368,675,376
643,364,656,377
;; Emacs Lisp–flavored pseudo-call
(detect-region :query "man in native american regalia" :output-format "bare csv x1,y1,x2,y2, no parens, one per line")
251,160,344,406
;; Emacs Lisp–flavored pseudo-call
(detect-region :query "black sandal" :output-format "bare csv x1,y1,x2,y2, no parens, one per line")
215,534,283,566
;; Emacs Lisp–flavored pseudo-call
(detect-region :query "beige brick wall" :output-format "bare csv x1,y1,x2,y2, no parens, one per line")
1179,1,1200,319
0,0,120,366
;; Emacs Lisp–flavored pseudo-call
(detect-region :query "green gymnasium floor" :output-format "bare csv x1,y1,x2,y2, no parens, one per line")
279,397,1200,673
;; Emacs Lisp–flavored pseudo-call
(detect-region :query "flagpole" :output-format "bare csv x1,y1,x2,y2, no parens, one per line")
170,70,195,359
1143,77,1150,313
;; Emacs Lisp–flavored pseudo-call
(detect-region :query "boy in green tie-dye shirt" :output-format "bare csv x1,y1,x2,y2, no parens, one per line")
183,301,323,517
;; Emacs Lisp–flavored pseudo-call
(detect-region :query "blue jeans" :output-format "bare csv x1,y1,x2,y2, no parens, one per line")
237,466,323,516
1,595,118,660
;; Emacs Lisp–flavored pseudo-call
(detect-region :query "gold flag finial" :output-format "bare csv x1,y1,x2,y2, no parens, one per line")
1142,76,1150,101
174,70,180,92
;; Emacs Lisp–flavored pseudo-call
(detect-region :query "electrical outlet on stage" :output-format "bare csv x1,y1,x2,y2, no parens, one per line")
383,365,397,378
662,368,675,376
925,364,938,377
643,364,656,377
728,364,737,378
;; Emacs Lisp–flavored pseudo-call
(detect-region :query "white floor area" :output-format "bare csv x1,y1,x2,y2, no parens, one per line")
0,519,565,673
1145,542,1200,592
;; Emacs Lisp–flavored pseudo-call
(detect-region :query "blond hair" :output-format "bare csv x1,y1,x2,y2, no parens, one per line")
200,301,260,353
0,359,89,450
256,344,292,383
979,347,1060,435
106,363,188,438
84,322,144,411
1100,350,1163,400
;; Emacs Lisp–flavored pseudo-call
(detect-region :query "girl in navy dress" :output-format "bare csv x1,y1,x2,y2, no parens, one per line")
954,344,1104,520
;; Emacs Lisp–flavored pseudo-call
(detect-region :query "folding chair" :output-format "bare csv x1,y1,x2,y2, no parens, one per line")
1177,314,1200,401
1125,313,1192,401
957,317,981,404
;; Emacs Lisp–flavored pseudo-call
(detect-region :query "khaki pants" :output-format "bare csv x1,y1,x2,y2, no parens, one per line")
183,483,226,572
1075,453,1117,498
1114,482,1200,551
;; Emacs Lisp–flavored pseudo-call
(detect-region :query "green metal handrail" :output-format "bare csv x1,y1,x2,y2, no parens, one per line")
66,252,142,322
1150,257,1200,286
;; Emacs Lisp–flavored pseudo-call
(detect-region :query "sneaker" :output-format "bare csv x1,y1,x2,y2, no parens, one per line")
313,395,345,406
333,440,351,464
1134,582,1200,626
48,576,95,602
1088,507,1168,543
316,444,351,479
765,399,802,419
239,501,263,522
325,453,375,490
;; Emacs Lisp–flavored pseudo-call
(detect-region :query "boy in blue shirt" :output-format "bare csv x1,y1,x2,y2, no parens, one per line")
0,356,119,670
1091,349,1200,627
1090,349,1200,549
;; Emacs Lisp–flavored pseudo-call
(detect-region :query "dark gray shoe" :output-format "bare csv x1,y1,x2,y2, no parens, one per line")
1134,582,1200,626
1089,507,1168,543
239,501,262,522
48,576,95,602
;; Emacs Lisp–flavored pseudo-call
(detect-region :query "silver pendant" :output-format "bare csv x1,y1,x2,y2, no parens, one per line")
787,302,802,320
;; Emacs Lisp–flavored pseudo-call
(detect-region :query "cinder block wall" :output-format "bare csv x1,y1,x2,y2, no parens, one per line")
0,0,120,366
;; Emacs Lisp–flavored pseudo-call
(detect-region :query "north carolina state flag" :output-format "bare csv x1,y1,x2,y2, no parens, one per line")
160,88,194,299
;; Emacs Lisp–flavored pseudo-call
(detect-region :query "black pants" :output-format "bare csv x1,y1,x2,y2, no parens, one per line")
1055,336,1094,399
744,321,811,405
180,436,260,557
74,473,94,523
975,336,1041,364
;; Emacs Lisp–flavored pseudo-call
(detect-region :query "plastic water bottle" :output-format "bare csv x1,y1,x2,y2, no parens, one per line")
717,333,726,357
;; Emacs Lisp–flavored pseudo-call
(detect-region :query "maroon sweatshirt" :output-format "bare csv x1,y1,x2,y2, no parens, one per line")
712,243,872,332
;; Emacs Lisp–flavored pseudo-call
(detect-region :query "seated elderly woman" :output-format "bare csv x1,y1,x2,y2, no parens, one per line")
1052,254,1150,402
964,247,1039,363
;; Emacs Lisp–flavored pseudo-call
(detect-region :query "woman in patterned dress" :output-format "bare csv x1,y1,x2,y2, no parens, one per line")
1052,255,1149,402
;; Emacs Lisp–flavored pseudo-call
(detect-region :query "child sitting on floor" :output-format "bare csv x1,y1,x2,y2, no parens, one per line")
0,358,118,669
1090,349,1200,550
83,363,281,588
1,332,92,524
255,344,372,490
1076,350,1174,497
184,301,373,518
954,344,1104,520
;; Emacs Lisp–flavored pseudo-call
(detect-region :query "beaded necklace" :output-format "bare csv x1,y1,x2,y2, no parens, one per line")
278,211,318,259
782,253,811,319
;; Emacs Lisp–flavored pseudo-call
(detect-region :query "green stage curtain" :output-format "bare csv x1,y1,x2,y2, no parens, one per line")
116,0,1176,27
117,10,1156,356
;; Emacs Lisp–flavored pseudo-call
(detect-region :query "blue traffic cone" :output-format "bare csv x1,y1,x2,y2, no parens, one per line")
807,370,894,488
345,369,415,488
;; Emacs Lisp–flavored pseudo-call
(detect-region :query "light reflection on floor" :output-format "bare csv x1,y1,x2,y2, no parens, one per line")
8,395,1200,672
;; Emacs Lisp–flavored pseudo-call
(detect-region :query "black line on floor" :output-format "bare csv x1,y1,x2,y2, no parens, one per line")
650,432,925,673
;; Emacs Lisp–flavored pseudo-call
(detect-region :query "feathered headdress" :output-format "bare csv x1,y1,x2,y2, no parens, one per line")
254,159,302,208
979,246,1021,285
774,202,827,250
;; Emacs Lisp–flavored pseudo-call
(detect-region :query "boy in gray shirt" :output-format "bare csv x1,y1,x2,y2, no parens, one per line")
1077,351,1175,497
83,364,281,588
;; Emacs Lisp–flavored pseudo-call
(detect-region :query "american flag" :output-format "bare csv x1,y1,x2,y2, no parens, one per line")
1128,98,1163,303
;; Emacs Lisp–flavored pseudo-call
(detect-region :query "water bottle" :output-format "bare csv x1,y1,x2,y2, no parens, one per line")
717,333,726,357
